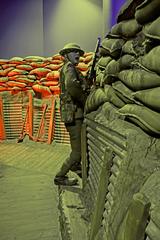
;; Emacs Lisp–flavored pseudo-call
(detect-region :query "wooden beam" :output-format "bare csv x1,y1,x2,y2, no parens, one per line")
47,97,55,144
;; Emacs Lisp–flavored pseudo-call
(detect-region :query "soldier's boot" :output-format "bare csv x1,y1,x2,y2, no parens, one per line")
70,163,82,178
54,175,78,186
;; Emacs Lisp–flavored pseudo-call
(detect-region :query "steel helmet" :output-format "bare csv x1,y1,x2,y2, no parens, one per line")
59,43,84,56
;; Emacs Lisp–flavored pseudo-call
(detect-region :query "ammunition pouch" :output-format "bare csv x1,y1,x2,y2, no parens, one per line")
60,93,76,123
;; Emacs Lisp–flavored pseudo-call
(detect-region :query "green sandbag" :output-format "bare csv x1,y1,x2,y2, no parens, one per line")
105,59,120,76
118,104,160,135
117,0,144,23
112,81,141,105
118,54,135,70
96,56,112,69
101,38,125,59
139,46,160,75
135,0,160,24
143,16,160,40
104,85,125,108
85,87,108,114
122,40,136,55
111,19,142,38
118,69,160,91
133,87,160,111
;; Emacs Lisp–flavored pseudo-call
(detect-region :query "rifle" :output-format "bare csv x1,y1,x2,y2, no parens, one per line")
87,37,101,87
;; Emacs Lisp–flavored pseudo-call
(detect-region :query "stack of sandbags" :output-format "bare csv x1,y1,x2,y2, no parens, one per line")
0,52,93,98
116,0,160,136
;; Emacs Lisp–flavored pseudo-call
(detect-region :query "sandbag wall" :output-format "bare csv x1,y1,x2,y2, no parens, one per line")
82,1,160,240
0,52,93,142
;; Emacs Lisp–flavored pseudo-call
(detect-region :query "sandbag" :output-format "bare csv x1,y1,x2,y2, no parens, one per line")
83,54,93,64
16,64,33,71
84,87,108,114
96,56,112,69
2,63,17,69
45,64,63,71
30,62,48,68
0,59,9,64
95,72,104,86
118,54,135,69
104,85,125,108
112,81,142,105
9,57,24,64
138,46,160,75
143,16,160,41
133,87,160,111
29,68,51,79
0,67,15,77
77,62,88,71
49,86,60,95
32,84,52,96
0,77,8,83
52,54,64,61
8,69,28,77
24,56,46,62
46,71,60,81
111,19,142,38
122,40,136,55
135,0,160,24
117,0,145,23
118,69,160,90
118,104,160,135
7,81,27,88
101,38,125,59
41,81,58,87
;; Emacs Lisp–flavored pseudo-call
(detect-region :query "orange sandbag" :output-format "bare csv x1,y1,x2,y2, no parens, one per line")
9,57,24,64
52,54,64,61
0,77,8,83
83,52,93,57
0,59,9,64
7,81,27,88
16,64,33,71
45,63,63,71
49,85,60,95
24,56,46,62
83,54,93,64
32,84,52,96
9,74,28,81
77,62,88,71
46,71,60,81
2,63,17,69
0,86,9,91
41,81,58,87
8,69,28,77
29,68,51,79
51,59,63,65
30,62,48,68
0,67,15,76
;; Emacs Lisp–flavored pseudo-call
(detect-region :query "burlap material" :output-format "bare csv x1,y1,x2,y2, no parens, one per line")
117,0,144,23
101,38,125,59
118,69,160,91
111,19,142,39
143,16,160,41
118,104,160,135
133,87,160,111
135,0,160,24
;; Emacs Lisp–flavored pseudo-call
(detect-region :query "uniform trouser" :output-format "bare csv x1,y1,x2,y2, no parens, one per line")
56,119,83,177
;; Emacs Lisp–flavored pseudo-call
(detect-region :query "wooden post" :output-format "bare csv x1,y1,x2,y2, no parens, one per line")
81,122,88,189
47,97,55,144
116,193,150,240
0,96,6,140
28,91,33,138
89,147,113,240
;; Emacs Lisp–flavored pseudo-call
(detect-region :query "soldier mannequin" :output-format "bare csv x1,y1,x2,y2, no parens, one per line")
54,43,88,186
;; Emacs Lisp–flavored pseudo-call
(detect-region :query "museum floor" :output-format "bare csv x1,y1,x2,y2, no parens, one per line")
0,139,71,240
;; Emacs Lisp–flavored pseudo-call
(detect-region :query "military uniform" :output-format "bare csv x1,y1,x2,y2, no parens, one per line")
54,43,88,185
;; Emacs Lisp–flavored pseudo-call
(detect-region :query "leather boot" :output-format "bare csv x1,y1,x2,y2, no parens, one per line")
54,175,78,186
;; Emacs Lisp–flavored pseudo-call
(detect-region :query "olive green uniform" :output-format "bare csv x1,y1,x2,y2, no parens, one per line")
56,61,87,177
